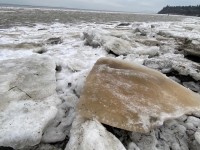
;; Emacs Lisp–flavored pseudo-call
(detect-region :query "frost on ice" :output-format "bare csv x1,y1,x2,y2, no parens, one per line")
0,55,60,149
78,57,200,133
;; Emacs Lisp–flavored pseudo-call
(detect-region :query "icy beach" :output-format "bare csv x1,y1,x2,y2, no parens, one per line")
0,6,200,150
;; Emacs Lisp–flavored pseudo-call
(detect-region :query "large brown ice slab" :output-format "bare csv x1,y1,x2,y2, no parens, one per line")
77,57,200,132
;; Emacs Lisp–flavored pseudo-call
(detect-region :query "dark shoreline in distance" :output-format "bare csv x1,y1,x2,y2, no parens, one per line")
158,5,200,17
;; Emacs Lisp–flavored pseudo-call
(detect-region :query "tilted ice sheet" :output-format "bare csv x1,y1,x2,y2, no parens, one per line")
78,57,200,133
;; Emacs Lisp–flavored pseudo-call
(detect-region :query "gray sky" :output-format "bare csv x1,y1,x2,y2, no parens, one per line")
0,0,199,13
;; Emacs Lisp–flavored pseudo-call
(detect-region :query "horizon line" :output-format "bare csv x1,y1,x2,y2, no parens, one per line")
0,3,157,14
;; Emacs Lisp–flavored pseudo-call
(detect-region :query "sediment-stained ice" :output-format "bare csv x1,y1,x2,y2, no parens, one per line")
78,57,200,132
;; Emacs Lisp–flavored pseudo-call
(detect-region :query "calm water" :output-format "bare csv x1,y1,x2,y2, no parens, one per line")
0,6,187,28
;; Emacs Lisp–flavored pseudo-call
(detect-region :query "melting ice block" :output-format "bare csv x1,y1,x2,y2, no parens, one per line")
77,57,200,132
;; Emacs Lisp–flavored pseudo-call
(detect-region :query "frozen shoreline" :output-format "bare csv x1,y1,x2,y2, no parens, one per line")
0,8,200,149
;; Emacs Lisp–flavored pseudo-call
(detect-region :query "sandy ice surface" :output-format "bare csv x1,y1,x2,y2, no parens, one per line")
0,15,200,149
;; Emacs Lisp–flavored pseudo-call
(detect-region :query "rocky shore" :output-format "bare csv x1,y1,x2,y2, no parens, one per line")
0,14,200,150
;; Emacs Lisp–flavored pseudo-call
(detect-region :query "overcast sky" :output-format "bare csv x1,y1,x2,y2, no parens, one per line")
0,0,199,13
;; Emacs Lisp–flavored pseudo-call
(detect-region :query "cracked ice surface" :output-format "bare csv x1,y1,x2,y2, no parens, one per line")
0,55,60,149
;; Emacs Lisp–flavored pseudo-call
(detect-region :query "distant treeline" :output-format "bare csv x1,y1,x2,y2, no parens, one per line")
158,5,200,16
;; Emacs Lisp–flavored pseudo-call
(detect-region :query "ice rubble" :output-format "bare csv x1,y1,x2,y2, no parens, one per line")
83,29,133,55
178,38,200,58
84,30,161,58
144,53,200,81
126,113,200,150
0,16,200,150
129,119,193,150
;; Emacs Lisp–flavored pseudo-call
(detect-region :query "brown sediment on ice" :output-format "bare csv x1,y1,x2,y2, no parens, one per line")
77,57,200,133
